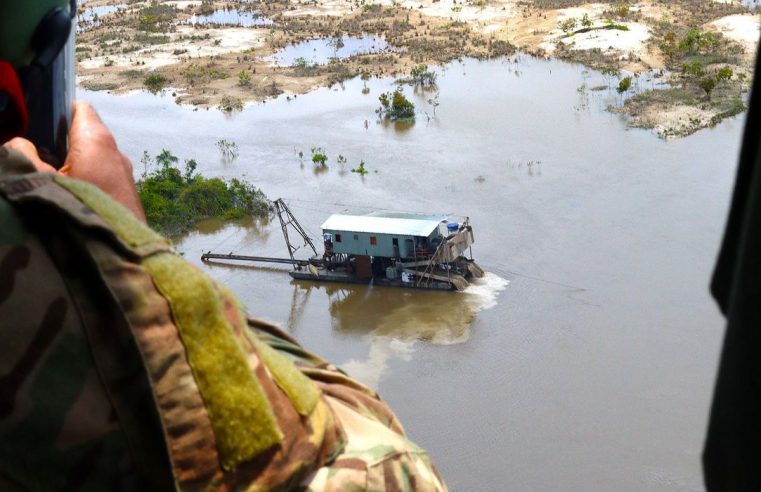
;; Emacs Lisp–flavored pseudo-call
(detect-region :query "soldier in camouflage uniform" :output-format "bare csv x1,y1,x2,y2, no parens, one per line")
0,101,448,490
1,20,447,488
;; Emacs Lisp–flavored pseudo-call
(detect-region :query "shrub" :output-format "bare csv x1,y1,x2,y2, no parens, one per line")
377,89,415,120
617,76,632,94
238,69,251,87
408,64,437,86
559,17,577,33
311,147,328,165
137,149,269,235
351,161,368,175
144,73,168,93
716,66,733,82
219,96,244,112
682,61,705,77
698,75,717,98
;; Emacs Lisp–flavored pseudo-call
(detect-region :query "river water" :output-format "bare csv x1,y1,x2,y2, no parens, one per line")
84,54,743,491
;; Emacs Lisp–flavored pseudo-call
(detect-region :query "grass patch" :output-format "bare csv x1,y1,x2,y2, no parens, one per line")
121,69,144,79
219,96,244,112
144,73,168,93
133,33,170,45
137,3,178,32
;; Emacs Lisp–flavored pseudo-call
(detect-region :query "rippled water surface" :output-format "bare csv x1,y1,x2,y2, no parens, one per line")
77,3,127,31
84,55,742,491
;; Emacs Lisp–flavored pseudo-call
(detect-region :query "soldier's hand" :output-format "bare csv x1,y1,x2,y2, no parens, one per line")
3,101,146,222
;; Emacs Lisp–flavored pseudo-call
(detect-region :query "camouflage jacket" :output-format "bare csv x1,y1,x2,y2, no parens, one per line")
0,147,447,491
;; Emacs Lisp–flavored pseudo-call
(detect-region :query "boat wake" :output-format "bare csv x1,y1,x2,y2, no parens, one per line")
339,271,509,388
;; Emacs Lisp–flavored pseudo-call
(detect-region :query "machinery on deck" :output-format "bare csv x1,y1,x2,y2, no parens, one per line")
202,199,484,291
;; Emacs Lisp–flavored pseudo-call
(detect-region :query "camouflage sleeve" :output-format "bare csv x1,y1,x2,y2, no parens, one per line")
0,147,447,491
0,148,172,491
250,319,448,491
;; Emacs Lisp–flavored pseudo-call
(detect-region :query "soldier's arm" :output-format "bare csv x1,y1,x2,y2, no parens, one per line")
1,103,447,491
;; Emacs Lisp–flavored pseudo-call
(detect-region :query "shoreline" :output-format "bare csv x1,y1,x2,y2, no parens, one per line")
76,0,760,138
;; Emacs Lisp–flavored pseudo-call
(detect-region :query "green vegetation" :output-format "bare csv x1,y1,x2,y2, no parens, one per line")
311,147,328,166
292,57,319,76
218,96,244,113
144,73,168,93
617,76,632,94
121,69,144,80
717,66,734,82
559,17,577,33
698,75,717,99
562,16,629,37
682,60,705,77
137,2,177,32
351,160,368,175
362,3,383,13
238,69,252,87
137,149,269,235
197,0,215,15
397,64,437,87
377,89,415,121
182,63,230,85
659,27,740,70
133,33,170,45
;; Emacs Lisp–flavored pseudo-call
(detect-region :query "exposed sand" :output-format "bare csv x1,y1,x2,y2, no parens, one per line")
75,0,757,136
541,22,651,54
632,104,716,139
708,13,761,56
80,26,268,70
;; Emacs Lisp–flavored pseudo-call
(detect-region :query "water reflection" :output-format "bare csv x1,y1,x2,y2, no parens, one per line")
379,118,415,133
187,9,274,27
266,35,393,66
77,3,127,31
173,216,271,247
290,273,508,388
86,53,741,489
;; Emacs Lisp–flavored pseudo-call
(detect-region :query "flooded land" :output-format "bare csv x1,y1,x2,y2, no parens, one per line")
76,0,760,137
84,44,746,489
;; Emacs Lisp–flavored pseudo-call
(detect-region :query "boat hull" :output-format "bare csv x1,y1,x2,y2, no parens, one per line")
289,268,457,291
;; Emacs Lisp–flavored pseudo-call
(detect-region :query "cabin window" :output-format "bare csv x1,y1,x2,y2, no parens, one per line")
392,238,399,246
335,234,342,243
353,234,358,241
370,236,377,246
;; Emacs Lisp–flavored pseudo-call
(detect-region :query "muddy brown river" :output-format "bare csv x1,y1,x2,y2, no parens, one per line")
84,54,744,490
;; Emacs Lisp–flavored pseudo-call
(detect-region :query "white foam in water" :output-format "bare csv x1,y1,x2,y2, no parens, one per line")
340,337,415,390
463,272,510,312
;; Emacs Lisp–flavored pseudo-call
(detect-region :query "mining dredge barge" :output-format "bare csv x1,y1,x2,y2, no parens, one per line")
201,199,484,291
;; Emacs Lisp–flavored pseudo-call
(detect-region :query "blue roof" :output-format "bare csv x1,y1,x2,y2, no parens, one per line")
321,211,447,237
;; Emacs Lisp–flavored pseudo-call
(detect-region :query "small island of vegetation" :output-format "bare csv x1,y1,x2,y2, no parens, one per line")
137,148,270,236
377,89,415,121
